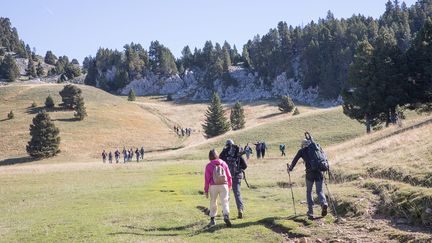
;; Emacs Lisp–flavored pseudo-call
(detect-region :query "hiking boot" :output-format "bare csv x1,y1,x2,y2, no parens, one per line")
307,212,314,220
224,215,232,227
321,204,328,217
238,209,243,219
209,217,215,227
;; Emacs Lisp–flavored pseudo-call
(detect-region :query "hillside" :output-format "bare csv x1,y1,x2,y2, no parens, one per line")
0,84,180,163
0,98,431,242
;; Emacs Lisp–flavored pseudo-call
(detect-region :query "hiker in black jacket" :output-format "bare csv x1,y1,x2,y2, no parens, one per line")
287,139,328,219
220,139,247,219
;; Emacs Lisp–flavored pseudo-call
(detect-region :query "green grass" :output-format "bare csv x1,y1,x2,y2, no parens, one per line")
0,160,321,242
169,107,365,161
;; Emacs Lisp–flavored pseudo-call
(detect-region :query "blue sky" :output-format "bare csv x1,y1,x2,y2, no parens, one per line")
1,0,417,63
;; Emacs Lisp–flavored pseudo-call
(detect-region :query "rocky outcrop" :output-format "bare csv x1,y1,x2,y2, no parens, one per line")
119,66,342,107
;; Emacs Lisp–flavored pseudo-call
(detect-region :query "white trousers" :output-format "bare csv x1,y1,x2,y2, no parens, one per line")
209,184,230,217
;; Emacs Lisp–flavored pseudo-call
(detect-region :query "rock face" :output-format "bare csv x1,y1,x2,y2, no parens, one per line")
119,66,342,107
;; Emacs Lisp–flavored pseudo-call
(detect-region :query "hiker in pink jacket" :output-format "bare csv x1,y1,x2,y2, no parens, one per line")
204,149,233,227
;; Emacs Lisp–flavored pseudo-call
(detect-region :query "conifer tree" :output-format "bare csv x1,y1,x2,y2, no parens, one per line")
59,84,82,109
278,95,295,113
128,89,136,101
36,62,45,77
202,92,230,138
26,110,60,158
26,57,37,78
44,50,57,65
230,101,245,130
45,95,54,108
0,54,20,82
7,110,14,119
74,95,87,120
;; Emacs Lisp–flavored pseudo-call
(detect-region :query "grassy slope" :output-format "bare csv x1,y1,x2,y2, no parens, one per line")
1,86,431,242
0,84,179,163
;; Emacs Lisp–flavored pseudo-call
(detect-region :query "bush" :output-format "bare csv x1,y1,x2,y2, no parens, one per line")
128,89,136,101
278,95,295,113
293,107,300,115
7,110,14,119
167,94,173,101
45,95,54,108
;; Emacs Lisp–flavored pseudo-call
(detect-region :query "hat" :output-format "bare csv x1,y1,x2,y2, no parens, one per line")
226,139,234,146
301,139,311,148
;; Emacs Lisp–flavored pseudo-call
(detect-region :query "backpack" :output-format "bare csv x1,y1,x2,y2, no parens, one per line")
212,163,227,185
305,132,329,172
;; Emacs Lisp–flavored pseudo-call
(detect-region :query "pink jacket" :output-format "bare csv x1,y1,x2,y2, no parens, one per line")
204,159,232,193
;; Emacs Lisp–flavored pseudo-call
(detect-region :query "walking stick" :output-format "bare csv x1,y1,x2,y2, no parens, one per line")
323,170,339,221
287,168,297,216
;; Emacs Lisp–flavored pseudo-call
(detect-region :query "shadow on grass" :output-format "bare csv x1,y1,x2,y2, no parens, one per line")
26,106,66,114
0,118,10,122
258,112,284,120
107,222,202,237
0,156,38,166
189,215,310,238
53,117,80,122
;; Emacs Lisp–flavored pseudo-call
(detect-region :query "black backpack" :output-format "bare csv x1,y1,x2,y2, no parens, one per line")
305,132,329,172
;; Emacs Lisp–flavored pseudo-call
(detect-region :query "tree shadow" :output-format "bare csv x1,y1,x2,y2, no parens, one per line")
258,112,284,120
0,118,10,122
53,117,80,122
0,156,39,166
26,106,66,114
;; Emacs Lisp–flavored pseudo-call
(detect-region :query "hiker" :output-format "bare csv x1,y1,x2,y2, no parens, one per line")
244,144,252,160
108,151,113,163
101,150,107,163
279,144,286,157
122,148,127,163
220,139,248,219
254,141,262,159
115,149,120,163
204,149,233,227
287,139,328,219
135,149,140,162
140,146,145,160
129,148,134,161
261,141,268,158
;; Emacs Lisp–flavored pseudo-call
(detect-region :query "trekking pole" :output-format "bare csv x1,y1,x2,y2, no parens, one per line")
287,168,297,216
242,171,250,188
323,171,339,221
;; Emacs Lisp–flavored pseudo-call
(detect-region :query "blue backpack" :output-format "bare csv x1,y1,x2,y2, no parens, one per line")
305,132,329,172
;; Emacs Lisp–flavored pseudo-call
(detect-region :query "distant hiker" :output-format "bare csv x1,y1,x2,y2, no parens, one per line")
204,149,233,227
135,149,140,162
108,151,113,163
261,141,268,158
122,148,127,163
181,128,185,137
254,141,262,159
244,144,252,160
220,139,248,219
287,138,328,220
129,149,134,161
115,149,120,163
140,146,145,159
101,150,107,163
279,144,286,157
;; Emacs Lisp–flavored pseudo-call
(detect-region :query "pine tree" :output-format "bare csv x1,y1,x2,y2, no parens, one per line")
74,95,87,120
36,62,45,77
45,95,54,108
26,110,60,158
202,92,230,138
0,54,20,82
59,84,82,109
278,95,295,113
230,101,245,130
44,51,57,65
26,57,36,78
128,89,136,101
7,110,14,119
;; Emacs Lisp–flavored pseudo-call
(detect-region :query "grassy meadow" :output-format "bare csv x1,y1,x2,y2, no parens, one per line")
0,84,431,242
